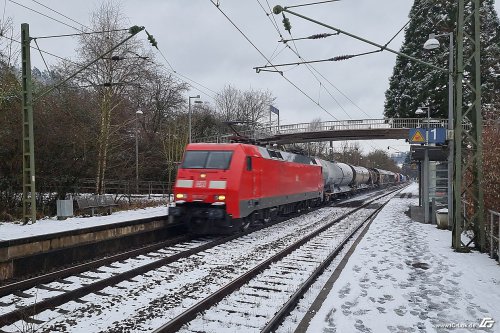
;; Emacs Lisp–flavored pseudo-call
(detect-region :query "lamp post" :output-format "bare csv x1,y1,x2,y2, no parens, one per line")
188,95,201,143
424,32,454,228
135,109,143,193
416,106,430,224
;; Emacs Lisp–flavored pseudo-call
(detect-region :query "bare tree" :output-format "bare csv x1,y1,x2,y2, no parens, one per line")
237,88,275,127
72,0,152,193
159,115,189,193
139,70,188,134
303,118,328,156
215,85,240,122
0,17,19,66
215,85,275,133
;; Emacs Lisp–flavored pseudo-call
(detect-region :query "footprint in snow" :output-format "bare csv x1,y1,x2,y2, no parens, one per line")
338,283,351,299
394,306,407,316
355,319,373,333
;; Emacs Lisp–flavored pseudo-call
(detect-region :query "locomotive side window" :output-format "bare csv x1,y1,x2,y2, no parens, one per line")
182,150,233,169
246,156,252,171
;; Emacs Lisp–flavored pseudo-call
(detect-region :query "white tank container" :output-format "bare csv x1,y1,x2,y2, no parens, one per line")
350,166,370,186
335,162,354,187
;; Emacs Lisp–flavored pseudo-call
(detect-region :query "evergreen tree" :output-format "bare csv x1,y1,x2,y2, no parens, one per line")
384,0,500,119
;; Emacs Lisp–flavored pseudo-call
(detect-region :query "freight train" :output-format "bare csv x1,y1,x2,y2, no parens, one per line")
168,143,405,234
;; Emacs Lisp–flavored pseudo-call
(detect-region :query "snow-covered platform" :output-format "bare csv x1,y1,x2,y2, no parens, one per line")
0,206,171,281
0,206,169,242
300,182,500,332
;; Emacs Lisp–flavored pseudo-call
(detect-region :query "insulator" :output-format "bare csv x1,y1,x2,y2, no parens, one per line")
148,35,158,48
283,17,292,32
145,30,158,48
309,33,334,39
333,54,353,61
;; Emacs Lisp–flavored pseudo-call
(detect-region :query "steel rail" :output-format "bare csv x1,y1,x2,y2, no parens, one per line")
0,233,190,298
153,185,405,333
0,235,231,327
261,194,394,332
0,202,328,327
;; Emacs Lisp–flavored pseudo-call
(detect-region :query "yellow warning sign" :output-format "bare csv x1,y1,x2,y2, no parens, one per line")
411,130,425,143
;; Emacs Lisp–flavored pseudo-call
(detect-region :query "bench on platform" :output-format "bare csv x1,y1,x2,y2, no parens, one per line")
76,194,118,216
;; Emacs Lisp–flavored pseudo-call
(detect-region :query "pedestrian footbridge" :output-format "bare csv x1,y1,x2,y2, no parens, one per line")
197,118,451,145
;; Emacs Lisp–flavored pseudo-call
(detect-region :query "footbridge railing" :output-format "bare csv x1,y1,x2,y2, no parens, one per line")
265,118,448,134
195,118,454,143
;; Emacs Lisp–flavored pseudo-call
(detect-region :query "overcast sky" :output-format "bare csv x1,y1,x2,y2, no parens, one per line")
3,0,499,154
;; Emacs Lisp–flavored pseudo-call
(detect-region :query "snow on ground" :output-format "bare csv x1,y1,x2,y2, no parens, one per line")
0,205,169,241
306,183,500,333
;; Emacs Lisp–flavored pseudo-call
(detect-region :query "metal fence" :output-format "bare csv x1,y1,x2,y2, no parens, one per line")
37,177,172,197
489,210,499,261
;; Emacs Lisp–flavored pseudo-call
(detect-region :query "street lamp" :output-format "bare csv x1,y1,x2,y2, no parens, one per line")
415,106,430,123
416,106,430,223
188,95,201,143
135,109,143,193
424,32,454,228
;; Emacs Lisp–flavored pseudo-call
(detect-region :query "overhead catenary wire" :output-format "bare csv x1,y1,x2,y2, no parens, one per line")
285,0,341,9
10,0,218,103
11,0,221,107
8,0,82,32
275,14,389,151
0,34,79,65
256,0,365,120
266,2,419,153
153,44,218,101
277,0,436,120
2,0,6,28
32,29,130,40
209,0,339,120
256,0,374,120
29,0,88,29
289,36,356,120
281,32,339,43
33,38,51,75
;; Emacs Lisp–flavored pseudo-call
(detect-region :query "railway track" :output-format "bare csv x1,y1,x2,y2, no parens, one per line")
0,186,403,332
155,188,402,333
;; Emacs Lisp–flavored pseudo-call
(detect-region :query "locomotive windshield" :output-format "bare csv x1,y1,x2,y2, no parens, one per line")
181,150,233,169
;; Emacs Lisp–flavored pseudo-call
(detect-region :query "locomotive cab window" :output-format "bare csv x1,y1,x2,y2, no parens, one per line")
182,151,233,169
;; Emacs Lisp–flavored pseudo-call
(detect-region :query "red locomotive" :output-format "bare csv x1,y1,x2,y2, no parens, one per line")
168,143,324,234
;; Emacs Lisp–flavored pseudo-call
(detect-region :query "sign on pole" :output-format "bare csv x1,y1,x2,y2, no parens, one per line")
409,128,446,144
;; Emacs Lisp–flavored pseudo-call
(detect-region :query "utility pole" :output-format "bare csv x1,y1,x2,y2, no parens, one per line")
21,23,37,225
452,0,484,252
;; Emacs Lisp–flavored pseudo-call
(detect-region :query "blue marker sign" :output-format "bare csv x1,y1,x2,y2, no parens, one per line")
409,128,446,144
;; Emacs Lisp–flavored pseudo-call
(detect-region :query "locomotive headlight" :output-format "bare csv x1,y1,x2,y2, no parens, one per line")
214,195,226,201
200,173,206,178
176,193,186,199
